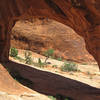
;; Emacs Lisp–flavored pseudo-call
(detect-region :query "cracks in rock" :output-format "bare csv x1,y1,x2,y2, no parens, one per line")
70,0,86,9
84,14,93,25
45,0,67,17
12,35,29,44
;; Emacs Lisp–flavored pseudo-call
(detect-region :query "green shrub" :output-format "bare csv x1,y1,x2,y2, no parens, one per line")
32,58,47,68
37,58,47,68
38,58,43,67
52,65,57,68
44,49,54,63
25,51,33,65
61,61,78,72
57,57,62,61
38,58,42,64
44,49,54,57
14,56,24,62
10,48,18,57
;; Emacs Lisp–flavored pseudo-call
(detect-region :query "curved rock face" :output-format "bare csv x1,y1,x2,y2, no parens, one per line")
0,0,100,69
11,19,96,63
0,64,51,100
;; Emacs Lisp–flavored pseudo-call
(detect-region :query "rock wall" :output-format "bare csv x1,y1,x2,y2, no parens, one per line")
11,19,96,63
0,0,100,68
0,1,100,99
0,64,51,100
0,92,51,100
3,61,100,100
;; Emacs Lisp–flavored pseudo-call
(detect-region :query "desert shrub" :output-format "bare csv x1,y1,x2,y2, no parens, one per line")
14,56,25,62
38,58,43,67
10,48,18,57
25,51,33,65
57,57,62,61
44,49,54,63
37,58,47,68
61,61,78,72
52,65,57,68
33,58,46,68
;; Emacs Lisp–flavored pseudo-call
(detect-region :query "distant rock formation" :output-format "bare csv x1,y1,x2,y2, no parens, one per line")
11,19,96,63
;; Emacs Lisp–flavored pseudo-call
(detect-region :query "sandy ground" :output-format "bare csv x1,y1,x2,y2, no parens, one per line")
9,49,100,88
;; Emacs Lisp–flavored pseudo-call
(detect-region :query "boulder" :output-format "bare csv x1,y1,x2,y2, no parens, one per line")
11,19,96,63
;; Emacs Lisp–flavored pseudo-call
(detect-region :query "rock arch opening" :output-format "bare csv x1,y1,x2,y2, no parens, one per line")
0,0,100,70
11,18,96,64
0,0,100,99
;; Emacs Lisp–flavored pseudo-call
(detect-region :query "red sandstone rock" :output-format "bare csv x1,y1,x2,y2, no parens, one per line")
11,19,96,63
3,61,100,100
0,0,100,68
0,0,100,99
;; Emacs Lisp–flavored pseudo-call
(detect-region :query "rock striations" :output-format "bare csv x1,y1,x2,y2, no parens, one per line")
0,0,100,100
11,19,96,63
0,0,100,69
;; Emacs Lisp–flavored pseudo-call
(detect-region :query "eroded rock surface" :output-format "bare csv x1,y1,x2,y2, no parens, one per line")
0,0,100,99
0,64,51,100
0,92,51,100
11,19,96,63
0,0,100,69
2,61,100,100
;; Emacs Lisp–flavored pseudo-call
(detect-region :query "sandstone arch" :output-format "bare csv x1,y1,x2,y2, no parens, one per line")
0,0,100,100
0,0,100,70
2,60,100,100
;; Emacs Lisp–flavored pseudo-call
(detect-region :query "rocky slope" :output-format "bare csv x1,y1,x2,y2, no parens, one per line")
0,92,51,100
10,49,100,88
11,19,95,63
0,49,100,100
6,50,100,100
0,64,51,100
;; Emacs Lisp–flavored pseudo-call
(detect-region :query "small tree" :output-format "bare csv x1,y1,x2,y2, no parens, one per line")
10,48,18,57
44,49,54,63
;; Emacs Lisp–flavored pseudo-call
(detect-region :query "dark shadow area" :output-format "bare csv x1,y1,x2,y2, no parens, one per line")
2,60,100,100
